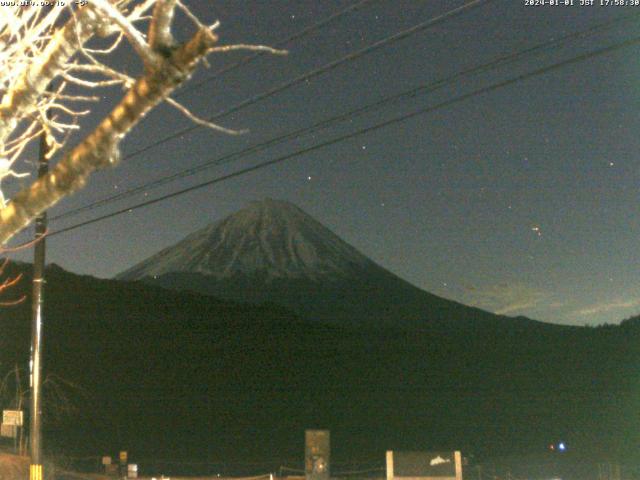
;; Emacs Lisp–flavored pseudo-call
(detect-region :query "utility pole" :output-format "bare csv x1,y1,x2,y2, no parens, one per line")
30,111,49,480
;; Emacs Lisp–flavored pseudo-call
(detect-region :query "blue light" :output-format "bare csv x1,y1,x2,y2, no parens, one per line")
558,442,566,451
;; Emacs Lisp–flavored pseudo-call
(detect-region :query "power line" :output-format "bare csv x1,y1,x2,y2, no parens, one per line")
50,11,640,222
47,34,640,238
173,0,379,99
121,0,495,162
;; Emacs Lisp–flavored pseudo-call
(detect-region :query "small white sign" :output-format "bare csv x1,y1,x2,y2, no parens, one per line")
2,410,23,426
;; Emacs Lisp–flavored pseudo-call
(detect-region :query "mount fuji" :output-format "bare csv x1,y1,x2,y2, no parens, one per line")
117,198,539,329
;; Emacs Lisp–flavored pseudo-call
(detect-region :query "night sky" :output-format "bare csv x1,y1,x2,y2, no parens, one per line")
8,0,640,326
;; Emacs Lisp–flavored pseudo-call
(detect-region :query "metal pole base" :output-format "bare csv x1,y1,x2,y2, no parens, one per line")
30,464,43,480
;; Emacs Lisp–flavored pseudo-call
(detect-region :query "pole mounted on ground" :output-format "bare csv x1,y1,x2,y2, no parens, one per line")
30,92,49,480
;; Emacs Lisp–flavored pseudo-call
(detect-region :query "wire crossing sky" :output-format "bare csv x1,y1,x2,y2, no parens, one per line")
49,10,640,223
9,0,640,326
47,33,640,237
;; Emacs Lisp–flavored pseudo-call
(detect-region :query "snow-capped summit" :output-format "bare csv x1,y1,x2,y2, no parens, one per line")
118,198,376,282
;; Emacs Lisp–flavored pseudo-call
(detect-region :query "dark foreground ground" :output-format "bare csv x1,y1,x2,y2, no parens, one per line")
3,450,640,480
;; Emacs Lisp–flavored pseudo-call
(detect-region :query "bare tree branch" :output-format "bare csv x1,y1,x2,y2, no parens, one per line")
148,0,177,51
0,7,100,144
0,2,284,246
0,26,220,244
165,97,246,135
90,0,160,67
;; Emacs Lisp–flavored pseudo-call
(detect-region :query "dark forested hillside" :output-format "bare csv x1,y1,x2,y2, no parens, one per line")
1,262,639,471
